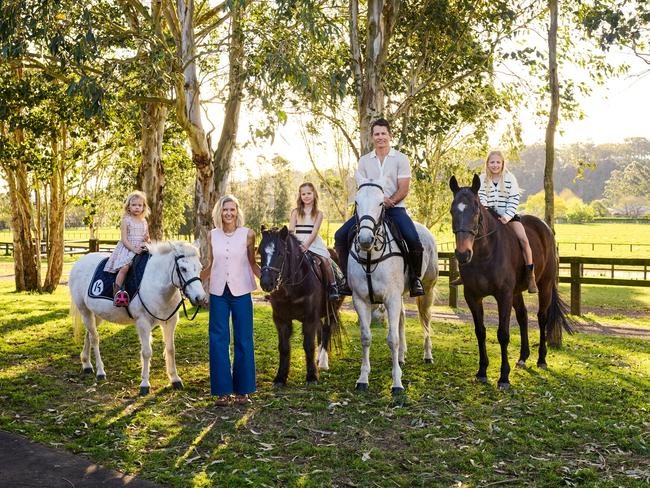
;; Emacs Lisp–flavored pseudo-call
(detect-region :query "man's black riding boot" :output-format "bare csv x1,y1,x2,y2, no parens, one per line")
335,245,353,296
408,250,425,297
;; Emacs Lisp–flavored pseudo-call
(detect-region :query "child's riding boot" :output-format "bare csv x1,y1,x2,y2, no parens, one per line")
526,264,538,294
407,250,425,297
335,245,352,296
327,283,340,301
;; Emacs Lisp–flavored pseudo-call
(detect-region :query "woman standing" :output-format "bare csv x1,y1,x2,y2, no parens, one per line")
200,195,261,405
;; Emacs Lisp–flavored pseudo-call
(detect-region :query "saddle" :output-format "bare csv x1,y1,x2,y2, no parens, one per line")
306,252,345,290
88,253,151,302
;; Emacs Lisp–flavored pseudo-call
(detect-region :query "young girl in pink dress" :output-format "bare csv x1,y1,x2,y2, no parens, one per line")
104,191,151,306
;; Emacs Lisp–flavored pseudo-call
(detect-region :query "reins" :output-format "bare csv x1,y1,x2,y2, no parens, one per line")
135,253,202,322
262,238,311,295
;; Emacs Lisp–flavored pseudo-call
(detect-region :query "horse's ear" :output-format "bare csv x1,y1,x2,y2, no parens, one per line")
449,175,460,194
261,224,267,233
357,176,368,188
279,225,289,239
471,174,481,194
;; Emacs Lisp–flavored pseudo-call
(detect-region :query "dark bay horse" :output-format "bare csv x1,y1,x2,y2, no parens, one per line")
259,226,343,386
449,175,574,389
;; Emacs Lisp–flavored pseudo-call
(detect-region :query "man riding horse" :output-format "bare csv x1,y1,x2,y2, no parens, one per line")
335,118,425,298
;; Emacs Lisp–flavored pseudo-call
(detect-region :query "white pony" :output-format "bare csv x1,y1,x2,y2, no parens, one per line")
349,178,438,395
69,241,206,395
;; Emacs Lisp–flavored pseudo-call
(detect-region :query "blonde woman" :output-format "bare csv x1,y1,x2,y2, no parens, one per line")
200,195,261,406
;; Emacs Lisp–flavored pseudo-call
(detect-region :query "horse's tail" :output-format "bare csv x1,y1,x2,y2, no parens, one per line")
324,301,345,353
70,297,85,344
546,286,576,348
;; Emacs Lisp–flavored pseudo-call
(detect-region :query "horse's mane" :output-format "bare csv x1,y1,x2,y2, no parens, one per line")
146,240,200,258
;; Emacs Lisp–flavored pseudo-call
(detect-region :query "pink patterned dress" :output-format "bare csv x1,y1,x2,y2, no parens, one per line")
104,214,149,273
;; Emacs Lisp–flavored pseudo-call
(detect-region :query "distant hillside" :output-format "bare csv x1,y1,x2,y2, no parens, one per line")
503,138,650,203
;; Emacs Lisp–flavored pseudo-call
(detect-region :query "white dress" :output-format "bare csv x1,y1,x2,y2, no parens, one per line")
104,214,148,273
294,211,329,258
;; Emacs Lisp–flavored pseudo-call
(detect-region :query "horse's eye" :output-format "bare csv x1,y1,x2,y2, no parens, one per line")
181,267,187,273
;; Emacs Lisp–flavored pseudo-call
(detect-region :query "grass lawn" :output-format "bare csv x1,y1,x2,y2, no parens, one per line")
1,282,648,487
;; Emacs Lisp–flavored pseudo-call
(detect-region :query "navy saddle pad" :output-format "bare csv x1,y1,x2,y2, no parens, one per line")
88,253,151,301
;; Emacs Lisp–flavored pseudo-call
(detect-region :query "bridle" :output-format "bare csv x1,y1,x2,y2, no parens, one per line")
451,197,498,241
355,182,386,244
260,235,310,294
137,253,202,322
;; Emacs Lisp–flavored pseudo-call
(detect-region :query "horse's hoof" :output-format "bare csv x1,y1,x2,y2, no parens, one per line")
475,376,488,384
391,387,404,396
537,362,548,370
273,381,286,388
398,361,405,367
497,382,510,391
516,360,526,368
96,374,106,381
172,381,184,390
82,367,93,374
355,382,368,391
139,386,150,396
307,380,318,386
424,358,433,364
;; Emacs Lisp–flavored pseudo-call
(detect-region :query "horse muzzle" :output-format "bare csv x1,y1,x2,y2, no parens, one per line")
260,273,275,292
357,229,375,251
454,248,473,265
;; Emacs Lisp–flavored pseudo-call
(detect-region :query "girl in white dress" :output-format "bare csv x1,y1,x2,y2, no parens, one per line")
288,182,339,301
104,190,151,306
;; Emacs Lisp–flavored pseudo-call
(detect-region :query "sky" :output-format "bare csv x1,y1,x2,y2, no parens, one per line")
207,48,650,178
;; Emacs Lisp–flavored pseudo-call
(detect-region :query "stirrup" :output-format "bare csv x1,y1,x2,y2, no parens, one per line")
409,278,425,297
114,289,130,307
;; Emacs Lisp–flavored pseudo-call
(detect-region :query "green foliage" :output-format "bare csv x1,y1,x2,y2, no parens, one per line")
565,200,595,223
590,199,609,217
521,191,568,219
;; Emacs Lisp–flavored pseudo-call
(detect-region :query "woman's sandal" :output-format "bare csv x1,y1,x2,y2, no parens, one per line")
234,394,250,405
215,395,230,406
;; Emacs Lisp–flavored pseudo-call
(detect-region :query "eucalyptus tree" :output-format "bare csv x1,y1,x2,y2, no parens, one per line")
247,0,541,222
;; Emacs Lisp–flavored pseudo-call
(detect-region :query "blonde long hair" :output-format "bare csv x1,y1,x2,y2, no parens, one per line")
123,190,151,218
212,194,245,229
296,182,319,219
483,150,509,192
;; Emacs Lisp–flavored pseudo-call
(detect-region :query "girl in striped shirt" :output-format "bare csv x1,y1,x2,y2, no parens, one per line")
480,150,537,293
451,151,537,293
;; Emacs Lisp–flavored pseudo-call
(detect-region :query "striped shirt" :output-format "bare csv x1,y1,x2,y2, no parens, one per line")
478,171,521,220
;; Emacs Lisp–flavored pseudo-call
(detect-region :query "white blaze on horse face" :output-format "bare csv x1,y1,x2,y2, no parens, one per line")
457,202,466,213
264,242,275,267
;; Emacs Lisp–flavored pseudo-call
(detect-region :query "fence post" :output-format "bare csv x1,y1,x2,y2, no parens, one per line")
89,238,99,253
570,261,581,315
449,254,458,308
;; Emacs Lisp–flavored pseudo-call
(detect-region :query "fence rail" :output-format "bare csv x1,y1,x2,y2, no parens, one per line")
438,251,650,315
3,240,649,316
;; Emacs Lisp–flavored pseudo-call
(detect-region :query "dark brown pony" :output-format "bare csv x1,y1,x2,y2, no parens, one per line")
449,175,574,389
259,226,343,386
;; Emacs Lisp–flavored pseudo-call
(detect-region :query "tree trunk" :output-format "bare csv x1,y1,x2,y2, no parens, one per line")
175,0,214,260
43,128,66,292
137,101,168,240
7,159,40,291
212,0,244,203
353,0,402,154
544,0,559,232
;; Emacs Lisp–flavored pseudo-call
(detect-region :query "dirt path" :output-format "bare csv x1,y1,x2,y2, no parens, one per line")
253,296,650,340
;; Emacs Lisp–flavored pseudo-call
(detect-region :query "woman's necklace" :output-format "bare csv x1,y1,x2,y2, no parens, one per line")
223,227,236,237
